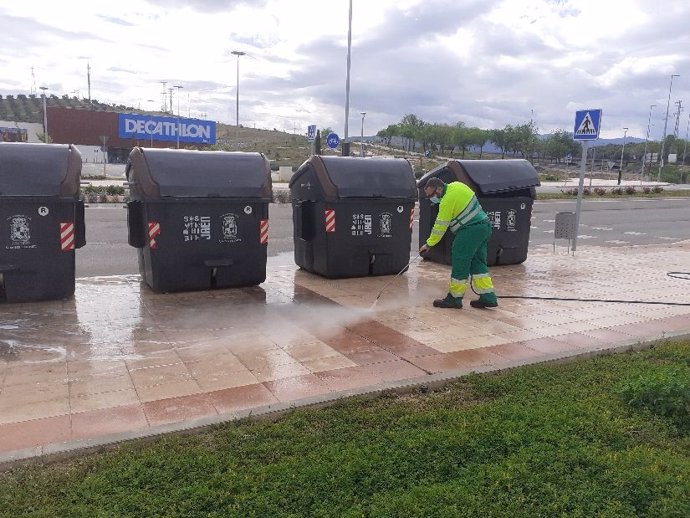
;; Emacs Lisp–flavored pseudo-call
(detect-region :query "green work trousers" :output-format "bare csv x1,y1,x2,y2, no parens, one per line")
448,221,497,303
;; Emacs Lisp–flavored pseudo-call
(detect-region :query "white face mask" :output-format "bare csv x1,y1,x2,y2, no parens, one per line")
429,195,440,205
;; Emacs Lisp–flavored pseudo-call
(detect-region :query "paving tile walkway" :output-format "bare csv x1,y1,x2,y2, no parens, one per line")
1,242,689,461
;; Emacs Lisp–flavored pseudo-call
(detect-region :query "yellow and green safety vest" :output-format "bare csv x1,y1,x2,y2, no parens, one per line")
426,182,488,247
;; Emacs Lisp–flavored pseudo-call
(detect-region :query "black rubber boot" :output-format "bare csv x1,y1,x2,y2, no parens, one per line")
433,294,463,309
470,298,498,309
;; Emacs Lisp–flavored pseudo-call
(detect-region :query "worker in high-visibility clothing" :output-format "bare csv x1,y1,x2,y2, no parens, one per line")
419,177,498,309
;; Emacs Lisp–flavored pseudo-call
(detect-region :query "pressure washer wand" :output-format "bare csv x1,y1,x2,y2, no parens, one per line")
370,254,423,308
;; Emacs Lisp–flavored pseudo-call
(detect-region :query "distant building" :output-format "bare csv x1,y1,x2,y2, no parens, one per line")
0,94,216,163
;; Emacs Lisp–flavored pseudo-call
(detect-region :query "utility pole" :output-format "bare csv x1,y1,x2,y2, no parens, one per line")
618,127,628,185
39,86,48,139
682,113,690,167
642,104,655,177
174,84,183,149
673,100,683,138
231,50,246,148
168,88,173,114
659,74,679,180
160,81,167,112
87,61,92,102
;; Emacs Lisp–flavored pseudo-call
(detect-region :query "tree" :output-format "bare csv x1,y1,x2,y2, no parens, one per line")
543,129,580,162
314,130,322,155
453,123,473,158
468,127,489,158
490,128,507,158
376,124,398,147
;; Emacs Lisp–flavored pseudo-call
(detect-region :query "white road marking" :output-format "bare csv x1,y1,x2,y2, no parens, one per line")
591,226,613,231
623,231,646,236
577,235,598,240
605,240,628,244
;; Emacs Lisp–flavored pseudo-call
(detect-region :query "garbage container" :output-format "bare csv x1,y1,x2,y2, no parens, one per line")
289,155,417,278
126,148,272,293
0,143,85,302
417,159,540,266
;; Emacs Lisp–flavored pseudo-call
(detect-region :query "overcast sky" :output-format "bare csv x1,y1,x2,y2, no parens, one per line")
1,0,689,140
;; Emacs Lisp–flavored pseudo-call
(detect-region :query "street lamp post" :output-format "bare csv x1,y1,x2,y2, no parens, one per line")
174,85,183,149
641,104,655,177
146,99,156,147
360,111,366,157
231,50,246,148
618,127,628,185
39,86,48,141
343,0,353,156
659,74,680,180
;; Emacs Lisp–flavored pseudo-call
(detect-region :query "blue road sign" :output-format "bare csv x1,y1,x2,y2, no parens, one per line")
573,109,602,140
307,124,316,142
326,132,340,149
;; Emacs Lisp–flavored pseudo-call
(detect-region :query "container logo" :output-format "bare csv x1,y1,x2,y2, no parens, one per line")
38,206,49,217
6,215,36,250
379,212,392,237
397,205,404,214
244,205,253,215
220,213,242,243
506,209,517,232
60,222,75,251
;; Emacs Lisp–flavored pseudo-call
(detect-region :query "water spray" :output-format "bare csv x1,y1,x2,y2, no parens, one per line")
370,254,423,309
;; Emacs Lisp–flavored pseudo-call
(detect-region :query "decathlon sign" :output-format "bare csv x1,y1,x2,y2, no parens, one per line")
118,113,216,144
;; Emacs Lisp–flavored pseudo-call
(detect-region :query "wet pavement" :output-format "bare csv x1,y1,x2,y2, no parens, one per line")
2,242,690,462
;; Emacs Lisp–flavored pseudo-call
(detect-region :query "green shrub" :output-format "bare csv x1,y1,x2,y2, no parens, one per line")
616,365,690,421
541,173,560,182
610,187,623,195
272,190,292,204
653,186,664,193
643,186,652,194
625,186,636,195
594,187,606,196
105,185,125,196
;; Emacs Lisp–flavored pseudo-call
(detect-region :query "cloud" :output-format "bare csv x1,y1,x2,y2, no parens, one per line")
142,0,267,13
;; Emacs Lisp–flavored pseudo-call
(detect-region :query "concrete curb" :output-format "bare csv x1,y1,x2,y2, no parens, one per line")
2,330,689,471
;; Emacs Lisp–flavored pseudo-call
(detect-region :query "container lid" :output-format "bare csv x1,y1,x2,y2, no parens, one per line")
290,156,417,200
447,159,540,194
0,143,82,196
126,148,272,199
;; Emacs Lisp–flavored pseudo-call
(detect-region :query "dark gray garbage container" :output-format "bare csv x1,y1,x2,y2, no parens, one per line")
126,148,272,293
417,159,540,266
0,143,85,302
289,155,417,278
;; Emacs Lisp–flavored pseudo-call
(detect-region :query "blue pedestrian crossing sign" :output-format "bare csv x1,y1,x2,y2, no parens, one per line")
573,109,602,140
307,124,316,143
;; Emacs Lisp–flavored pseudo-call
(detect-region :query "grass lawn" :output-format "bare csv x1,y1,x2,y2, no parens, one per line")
2,342,689,517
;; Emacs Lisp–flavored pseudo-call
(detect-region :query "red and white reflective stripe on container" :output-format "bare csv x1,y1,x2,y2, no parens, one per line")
324,209,336,233
259,219,269,245
59,222,75,251
409,207,415,231
148,221,161,249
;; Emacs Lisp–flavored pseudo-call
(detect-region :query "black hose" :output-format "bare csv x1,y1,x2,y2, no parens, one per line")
470,272,690,307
